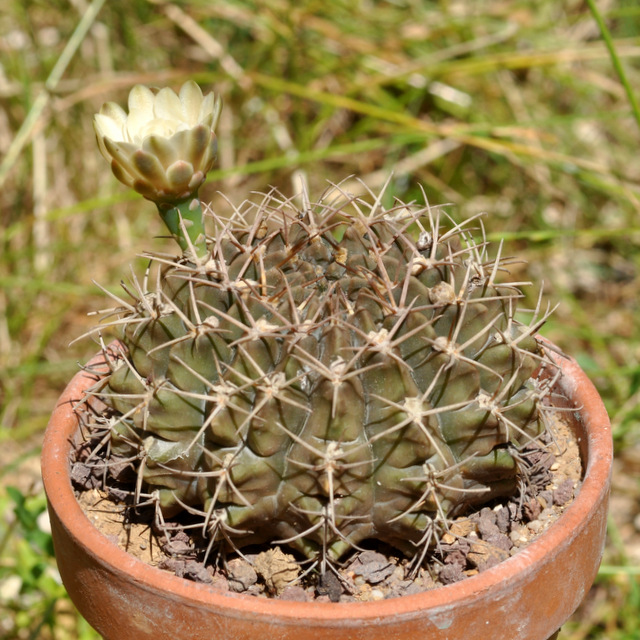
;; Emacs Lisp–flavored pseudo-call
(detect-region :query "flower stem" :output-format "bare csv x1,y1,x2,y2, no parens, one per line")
157,196,207,257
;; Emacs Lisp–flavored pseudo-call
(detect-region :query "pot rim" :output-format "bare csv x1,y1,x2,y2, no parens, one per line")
42,341,612,622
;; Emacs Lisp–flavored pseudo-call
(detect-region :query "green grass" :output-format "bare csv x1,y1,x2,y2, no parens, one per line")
1,1,639,637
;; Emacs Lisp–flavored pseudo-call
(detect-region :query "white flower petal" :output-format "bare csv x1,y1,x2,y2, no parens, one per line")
154,87,183,124
94,130,112,164
139,117,179,140
128,84,155,115
99,102,128,129
94,113,125,143
127,85,156,142
199,93,221,129
179,80,204,125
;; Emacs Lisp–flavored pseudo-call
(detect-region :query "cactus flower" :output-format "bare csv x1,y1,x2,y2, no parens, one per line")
94,81,221,255
94,81,221,205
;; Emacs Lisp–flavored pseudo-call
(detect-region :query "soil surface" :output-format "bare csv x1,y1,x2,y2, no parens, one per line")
73,412,581,602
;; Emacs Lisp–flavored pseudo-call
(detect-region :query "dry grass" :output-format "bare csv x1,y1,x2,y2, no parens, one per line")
1,1,639,638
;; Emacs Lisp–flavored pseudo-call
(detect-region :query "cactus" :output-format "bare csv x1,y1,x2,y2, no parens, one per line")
82,82,558,573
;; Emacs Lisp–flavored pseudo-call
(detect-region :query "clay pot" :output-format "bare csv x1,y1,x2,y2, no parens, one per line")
42,345,612,640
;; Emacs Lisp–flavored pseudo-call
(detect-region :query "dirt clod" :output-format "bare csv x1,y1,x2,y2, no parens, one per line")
253,548,299,595
158,558,213,584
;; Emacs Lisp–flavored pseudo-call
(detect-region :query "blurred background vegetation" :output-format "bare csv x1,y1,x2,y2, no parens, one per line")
1,1,639,638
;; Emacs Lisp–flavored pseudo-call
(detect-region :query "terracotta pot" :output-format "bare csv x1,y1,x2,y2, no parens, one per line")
42,345,612,640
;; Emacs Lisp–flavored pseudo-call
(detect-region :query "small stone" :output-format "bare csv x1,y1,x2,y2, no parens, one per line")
527,520,544,534
467,541,510,571
477,514,501,540
441,532,456,544
184,560,213,584
107,486,130,502
508,502,519,521
484,532,513,552
350,550,395,584
538,491,553,508
450,520,477,538
164,558,212,584
443,548,467,567
553,479,574,506
279,586,309,602
403,581,428,596
317,570,342,602
479,507,498,525
523,498,542,522
509,527,528,545
495,505,511,533
389,565,404,584
439,563,465,584
70,462,101,490
227,558,258,593
538,507,556,523
164,538,193,555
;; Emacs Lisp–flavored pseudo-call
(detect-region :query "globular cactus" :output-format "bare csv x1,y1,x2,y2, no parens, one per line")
83,82,557,572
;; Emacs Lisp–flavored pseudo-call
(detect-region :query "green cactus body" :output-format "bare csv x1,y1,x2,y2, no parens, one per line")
91,186,555,564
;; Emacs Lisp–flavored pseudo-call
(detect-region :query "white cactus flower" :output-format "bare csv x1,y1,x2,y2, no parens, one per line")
94,81,221,204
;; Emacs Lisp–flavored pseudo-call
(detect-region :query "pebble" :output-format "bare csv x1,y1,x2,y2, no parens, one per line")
509,527,528,545
227,558,258,593
279,586,309,602
553,478,575,506
467,541,509,571
538,507,555,523
495,504,511,533
527,520,543,534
